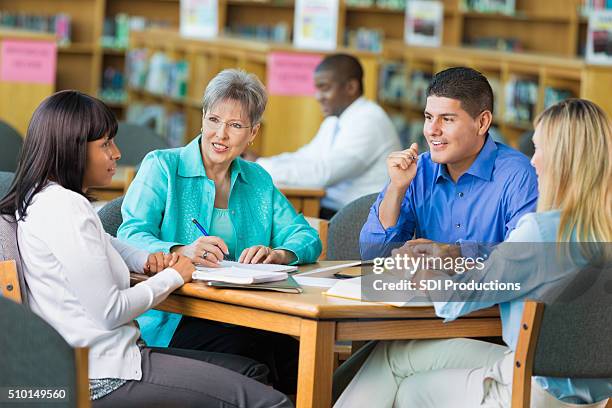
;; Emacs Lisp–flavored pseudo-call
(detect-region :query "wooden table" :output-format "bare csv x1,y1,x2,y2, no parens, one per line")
277,185,325,218
133,262,501,407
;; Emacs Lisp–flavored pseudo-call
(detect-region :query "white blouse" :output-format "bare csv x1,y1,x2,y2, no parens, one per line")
17,183,184,380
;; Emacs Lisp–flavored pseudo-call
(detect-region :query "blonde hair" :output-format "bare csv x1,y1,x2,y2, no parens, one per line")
534,99,612,245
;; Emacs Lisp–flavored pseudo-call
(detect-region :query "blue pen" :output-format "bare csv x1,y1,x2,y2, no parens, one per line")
191,218,209,236
192,218,230,260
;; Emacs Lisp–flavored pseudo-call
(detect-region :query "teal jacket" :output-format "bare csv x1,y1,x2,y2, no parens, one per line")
118,136,322,346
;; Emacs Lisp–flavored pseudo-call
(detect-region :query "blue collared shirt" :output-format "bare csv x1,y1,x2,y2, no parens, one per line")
360,136,538,259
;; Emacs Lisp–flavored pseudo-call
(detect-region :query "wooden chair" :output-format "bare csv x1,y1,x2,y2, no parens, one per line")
305,216,328,260
0,214,90,408
513,262,612,408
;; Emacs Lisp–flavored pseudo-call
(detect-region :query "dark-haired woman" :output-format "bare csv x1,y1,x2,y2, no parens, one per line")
0,90,292,407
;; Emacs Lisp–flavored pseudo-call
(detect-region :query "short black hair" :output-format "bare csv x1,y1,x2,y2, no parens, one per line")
426,67,494,118
0,90,117,219
315,53,364,95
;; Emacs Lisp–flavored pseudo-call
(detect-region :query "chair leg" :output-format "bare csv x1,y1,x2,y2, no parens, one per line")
511,301,544,408
74,348,91,408
0,260,22,304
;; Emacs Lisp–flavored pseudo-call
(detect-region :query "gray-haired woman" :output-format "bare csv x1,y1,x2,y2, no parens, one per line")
118,69,322,394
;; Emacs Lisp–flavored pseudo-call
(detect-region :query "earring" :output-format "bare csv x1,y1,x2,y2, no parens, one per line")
200,127,204,134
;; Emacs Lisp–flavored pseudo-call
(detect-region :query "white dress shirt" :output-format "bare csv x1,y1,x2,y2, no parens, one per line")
17,183,184,380
257,97,401,211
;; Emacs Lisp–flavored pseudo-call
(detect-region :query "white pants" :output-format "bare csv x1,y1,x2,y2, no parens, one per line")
334,339,609,408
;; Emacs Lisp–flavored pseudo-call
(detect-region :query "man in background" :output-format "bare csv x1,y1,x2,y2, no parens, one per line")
244,53,400,219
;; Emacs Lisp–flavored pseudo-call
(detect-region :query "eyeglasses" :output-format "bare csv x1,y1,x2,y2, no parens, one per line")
203,115,252,136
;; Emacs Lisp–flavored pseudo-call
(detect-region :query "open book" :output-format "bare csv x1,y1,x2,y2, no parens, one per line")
324,277,433,307
193,261,297,285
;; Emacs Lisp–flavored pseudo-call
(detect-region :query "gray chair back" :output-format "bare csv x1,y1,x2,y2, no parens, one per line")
533,262,612,378
326,193,378,260
0,214,28,305
115,122,170,166
0,171,14,199
98,196,124,237
0,121,22,172
0,296,81,407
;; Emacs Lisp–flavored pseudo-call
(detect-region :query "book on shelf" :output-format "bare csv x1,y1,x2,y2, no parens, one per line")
180,0,219,39
544,87,573,109
586,10,612,65
101,14,172,50
580,0,612,17
225,23,290,43
130,50,189,99
461,0,515,14
404,0,444,47
126,49,149,90
504,77,538,124
345,0,406,9
293,0,340,50
99,67,127,105
379,62,408,103
0,12,71,45
345,28,384,52
126,104,186,147
406,70,432,107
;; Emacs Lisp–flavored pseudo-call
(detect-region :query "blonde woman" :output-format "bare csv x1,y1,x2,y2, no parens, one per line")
334,98,612,407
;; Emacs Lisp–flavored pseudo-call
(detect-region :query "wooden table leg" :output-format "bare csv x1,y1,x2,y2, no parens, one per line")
301,198,320,218
297,319,336,408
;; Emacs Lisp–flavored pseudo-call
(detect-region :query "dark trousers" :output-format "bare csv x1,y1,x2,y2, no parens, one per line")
94,347,292,408
169,317,300,394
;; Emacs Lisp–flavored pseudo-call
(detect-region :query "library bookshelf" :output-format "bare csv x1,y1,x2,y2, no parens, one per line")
2,0,608,148
380,40,612,147
127,29,380,156
0,0,180,118
128,28,612,154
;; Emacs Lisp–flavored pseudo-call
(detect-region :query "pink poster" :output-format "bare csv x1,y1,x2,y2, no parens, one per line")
266,52,323,96
1,40,57,84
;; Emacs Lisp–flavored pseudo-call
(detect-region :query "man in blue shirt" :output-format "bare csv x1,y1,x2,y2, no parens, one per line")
333,67,538,402
360,67,538,260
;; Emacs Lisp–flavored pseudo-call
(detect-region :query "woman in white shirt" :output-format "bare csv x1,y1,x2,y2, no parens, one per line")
0,90,292,407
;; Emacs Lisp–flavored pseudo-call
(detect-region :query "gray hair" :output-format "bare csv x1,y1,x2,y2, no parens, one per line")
202,69,268,125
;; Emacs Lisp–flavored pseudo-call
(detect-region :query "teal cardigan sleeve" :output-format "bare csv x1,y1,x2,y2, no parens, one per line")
118,152,182,253
269,186,322,265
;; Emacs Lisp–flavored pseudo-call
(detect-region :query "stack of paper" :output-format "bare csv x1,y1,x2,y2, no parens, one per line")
324,277,432,307
193,261,297,285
